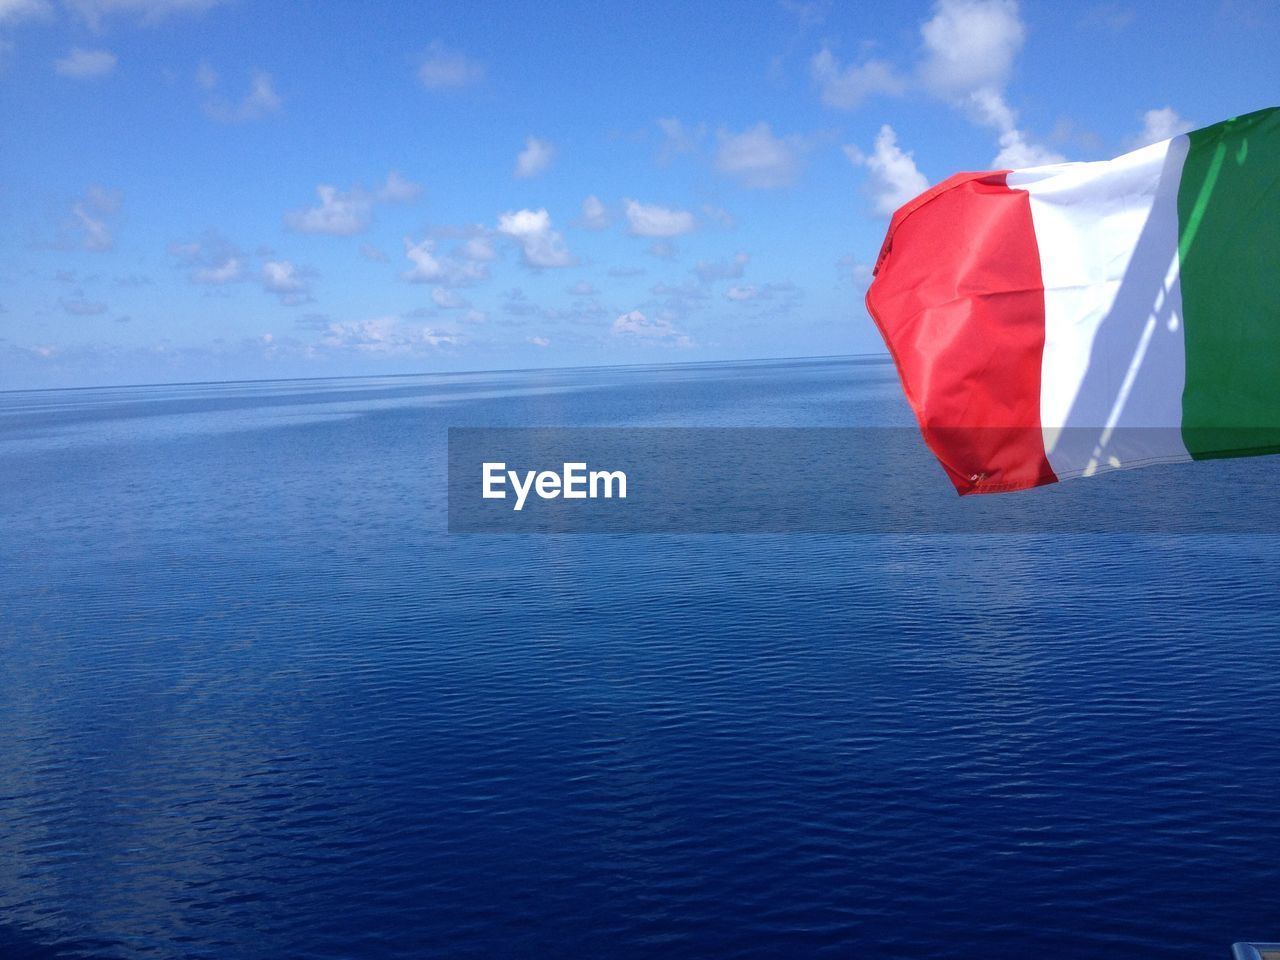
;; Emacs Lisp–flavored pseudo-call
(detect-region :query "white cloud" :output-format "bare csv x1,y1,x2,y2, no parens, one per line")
496,208,575,268
431,287,469,309
623,199,695,237
514,136,555,178
580,194,610,230
1131,107,1194,149
319,316,462,355
845,124,929,216
376,170,422,203
285,185,371,235
809,46,905,110
966,87,1064,167
203,69,280,122
284,173,418,235
802,0,1057,169
402,239,454,284
568,280,597,296
527,336,550,347
918,0,1024,98
611,309,693,348
991,124,1065,168
359,242,389,262
418,41,484,90
192,257,243,283
715,122,805,188
402,237,489,286
71,185,121,251
916,2,1063,169
55,47,117,79
725,284,758,302
261,259,310,305
168,231,249,284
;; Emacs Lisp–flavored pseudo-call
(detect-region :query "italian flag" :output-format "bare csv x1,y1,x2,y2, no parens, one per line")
867,106,1280,495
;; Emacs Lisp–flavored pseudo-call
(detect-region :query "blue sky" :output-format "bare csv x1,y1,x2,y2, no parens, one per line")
2,0,1277,388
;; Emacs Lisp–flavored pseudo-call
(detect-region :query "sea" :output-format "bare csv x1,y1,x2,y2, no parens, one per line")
2,356,1278,959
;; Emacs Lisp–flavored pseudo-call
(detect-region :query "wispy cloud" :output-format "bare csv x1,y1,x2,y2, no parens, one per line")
192,257,243,283
656,117,705,161
496,208,575,268
261,260,312,305
809,46,905,110
1077,2,1134,33
973,88,1064,167
61,295,109,315
431,287,470,309
1130,106,1193,149
724,281,799,305
514,136,555,178
201,67,281,123
612,309,693,347
318,316,462,355
54,47,117,79
715,122,806,188
623,199,695,237
807,0,1060,168
285,172,422,235
66,0,225,29
0,0,54,25
418,40,484,90
917,0,1062,168
918,0,1024,99
168,230,245,284
376,170,422,203
401,236,490,286
579,194,610,230
845,125,929,216
693,252,749,283
286,185,372,235
70,185,121,251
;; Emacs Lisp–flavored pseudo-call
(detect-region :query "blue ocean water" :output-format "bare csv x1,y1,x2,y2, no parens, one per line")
1,356,1278,959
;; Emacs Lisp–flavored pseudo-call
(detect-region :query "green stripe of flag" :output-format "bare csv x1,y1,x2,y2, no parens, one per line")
1178,106,1280,458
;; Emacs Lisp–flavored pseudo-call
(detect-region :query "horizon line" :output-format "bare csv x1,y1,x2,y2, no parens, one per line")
0,352,892,396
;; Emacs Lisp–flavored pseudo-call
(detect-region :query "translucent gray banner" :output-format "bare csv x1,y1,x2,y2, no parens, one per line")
447,428,1280,533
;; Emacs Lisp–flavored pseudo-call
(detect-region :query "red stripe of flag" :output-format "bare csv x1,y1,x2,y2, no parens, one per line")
866,171,1058,495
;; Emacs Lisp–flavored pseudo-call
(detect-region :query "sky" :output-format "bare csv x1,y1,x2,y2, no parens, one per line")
2,0,1278,389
